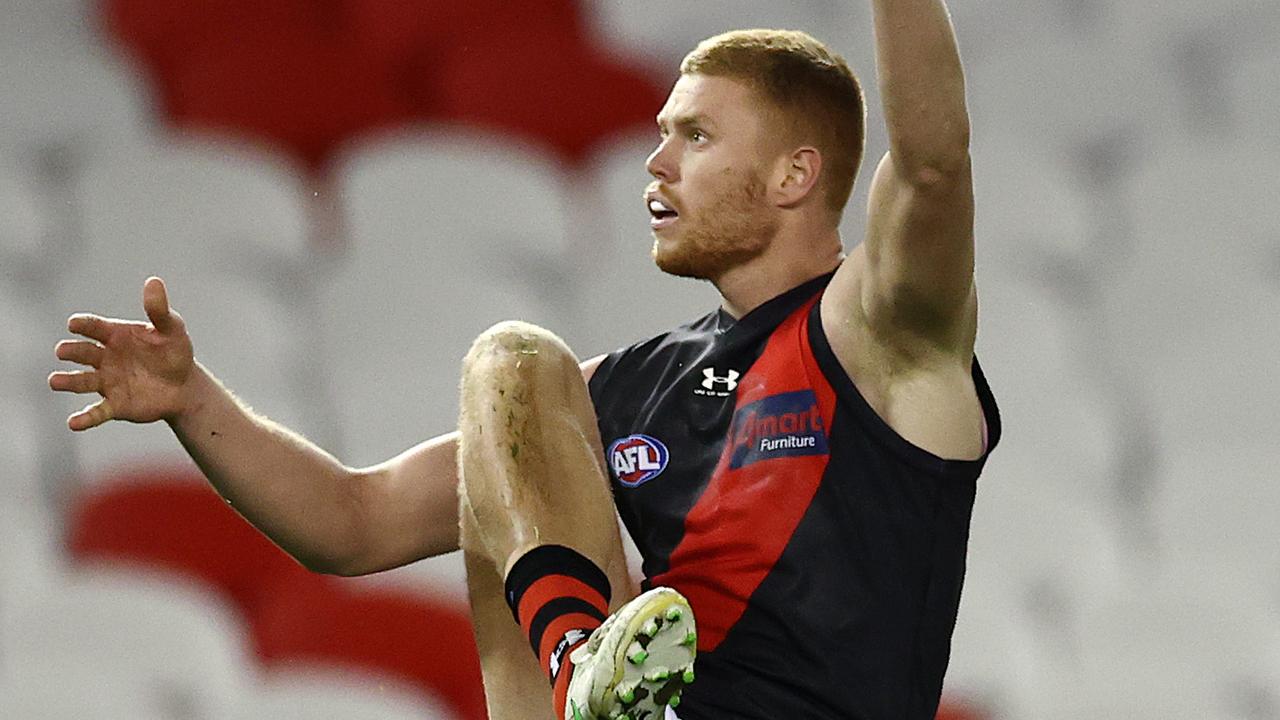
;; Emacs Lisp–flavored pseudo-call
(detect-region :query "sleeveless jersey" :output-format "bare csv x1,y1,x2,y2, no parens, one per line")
587,272,1001,720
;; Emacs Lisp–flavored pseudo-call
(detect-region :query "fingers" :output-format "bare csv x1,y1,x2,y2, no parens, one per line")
67,313,116,344
68,399,114,432
48,370,100,395
143,276,178,334
55,339,105,368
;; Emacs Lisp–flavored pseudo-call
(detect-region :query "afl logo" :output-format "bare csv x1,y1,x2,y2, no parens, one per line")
607,434,669,487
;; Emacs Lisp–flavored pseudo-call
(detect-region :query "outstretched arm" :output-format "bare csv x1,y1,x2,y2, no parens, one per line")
841,0,975,351
51,276,605,577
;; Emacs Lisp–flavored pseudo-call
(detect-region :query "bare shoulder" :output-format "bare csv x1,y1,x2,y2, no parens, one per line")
821,246,985,461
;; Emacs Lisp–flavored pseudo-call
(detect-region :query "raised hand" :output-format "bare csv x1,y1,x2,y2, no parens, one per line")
49,277,197,431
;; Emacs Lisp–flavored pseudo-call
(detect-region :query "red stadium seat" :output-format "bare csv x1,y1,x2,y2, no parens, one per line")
432,37,666,164
103,0,408,171
66,471,324,621
251,581,486,720
341,0,585,71
101,0,658,168
102,0,318,87
166,27,409,171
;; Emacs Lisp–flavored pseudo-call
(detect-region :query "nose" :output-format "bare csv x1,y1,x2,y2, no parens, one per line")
646,138,678,183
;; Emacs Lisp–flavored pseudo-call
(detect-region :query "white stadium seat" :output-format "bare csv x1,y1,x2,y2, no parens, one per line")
1108,140,1280,447
1227,50,1280,145
57,136,319,476
1,566,255,720
0,0,97,53
1106,0,1277,51
0,45,152,163
970,139,1096,268
966,30,1172,158
1038,593,1280,720
71,137,312,265
1150,442,1280,615
944,557,1051,720
0,156,47,263
325,129,571,466
0,158,57,379
235,668,460,720
972,274,1120,504
0,678,175,720
586,0,854,73
0,501,63,615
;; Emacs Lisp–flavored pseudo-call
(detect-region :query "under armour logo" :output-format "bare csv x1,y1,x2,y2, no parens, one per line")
701,367,740,391
549,628,589,680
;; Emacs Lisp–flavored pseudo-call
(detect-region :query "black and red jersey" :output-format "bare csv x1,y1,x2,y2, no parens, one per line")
587,272,1001,720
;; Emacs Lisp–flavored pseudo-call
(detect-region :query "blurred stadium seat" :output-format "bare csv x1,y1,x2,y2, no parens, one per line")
342,0,585,66
0,566,255,719
1107,0,1276,49
69,136,311,265
0,679,175,720
323,130,570,465
943,557,1047,720
251,581,486,720
588,0,846,71
0,0,95,53
65,472,322,621
970,138,1095,269
57,135,322,473
236,667,461,720
0,156,47,264
1150,442,1280,616
972,274,1119,504
103,0,319,80
431,38,664,165
1110,140,1280,447
165,30,408,172
966,31,1170,158
103,0,407,170
1038,593,1280,719
0,44,152,163
0,159,49,487
1227,50,1280,144
0,500,63,616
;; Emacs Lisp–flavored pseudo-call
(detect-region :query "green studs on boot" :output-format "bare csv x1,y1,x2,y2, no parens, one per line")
643,668,670,683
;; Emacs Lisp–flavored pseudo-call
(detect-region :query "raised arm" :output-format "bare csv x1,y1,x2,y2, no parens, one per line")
836,0,975,351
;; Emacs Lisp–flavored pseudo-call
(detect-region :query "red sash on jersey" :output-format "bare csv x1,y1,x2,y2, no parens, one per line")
653,296,838,651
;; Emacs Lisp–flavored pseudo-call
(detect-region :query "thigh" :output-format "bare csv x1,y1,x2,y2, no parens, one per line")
457,321,637,588
457,322,641,718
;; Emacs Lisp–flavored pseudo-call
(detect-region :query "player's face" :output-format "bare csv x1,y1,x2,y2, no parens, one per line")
645,74,782,280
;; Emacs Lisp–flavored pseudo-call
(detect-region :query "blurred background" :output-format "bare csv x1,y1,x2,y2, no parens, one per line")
2,0,1279,718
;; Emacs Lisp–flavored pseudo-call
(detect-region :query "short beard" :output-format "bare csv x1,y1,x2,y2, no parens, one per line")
653,170,778,281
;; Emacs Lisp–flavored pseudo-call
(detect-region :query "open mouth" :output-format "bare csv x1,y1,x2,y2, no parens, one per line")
648,197,679,229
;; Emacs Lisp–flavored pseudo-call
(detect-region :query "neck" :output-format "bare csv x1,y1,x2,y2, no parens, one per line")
713,225,844,318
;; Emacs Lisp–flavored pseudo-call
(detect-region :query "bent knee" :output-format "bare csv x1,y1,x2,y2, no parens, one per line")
462,320,578,381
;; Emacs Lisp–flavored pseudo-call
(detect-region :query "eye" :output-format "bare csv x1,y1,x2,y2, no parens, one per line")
689,129,708,143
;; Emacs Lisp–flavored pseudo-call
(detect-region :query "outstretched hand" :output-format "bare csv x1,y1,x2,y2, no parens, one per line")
49,277,197,431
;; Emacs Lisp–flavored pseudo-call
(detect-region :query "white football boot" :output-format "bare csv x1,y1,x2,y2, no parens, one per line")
564,586,697,720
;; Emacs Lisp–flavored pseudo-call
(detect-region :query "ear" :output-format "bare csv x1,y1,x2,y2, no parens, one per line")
772,146,822,208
